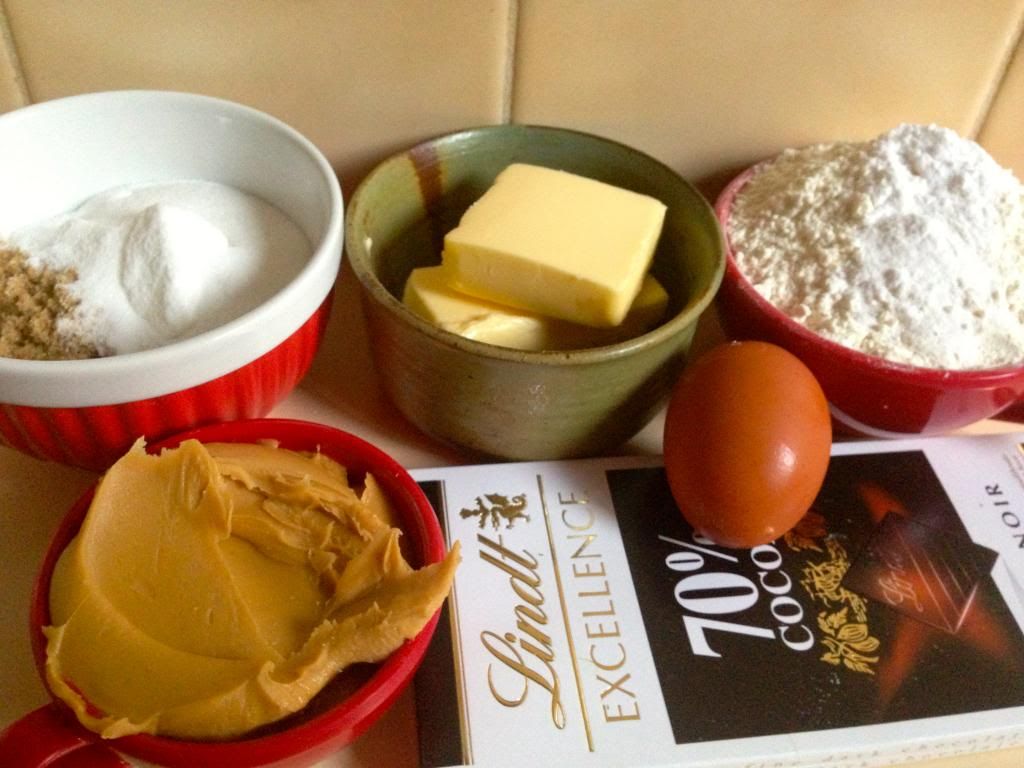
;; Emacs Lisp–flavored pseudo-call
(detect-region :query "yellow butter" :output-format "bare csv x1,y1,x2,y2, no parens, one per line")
441,163,667,328
403,265,668,351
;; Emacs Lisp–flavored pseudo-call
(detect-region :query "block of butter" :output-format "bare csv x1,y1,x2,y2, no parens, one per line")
441,163,667,328
403,265,668,351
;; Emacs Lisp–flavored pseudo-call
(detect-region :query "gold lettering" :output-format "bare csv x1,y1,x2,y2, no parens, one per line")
558,491,589,505
578,580,612,598
572,559,607,577
590,642,626,672
481,630,566,728
561,503,595,532
556,493,643,728
510,574,546,611
598,671,636,700
586,619,620,639
478,533,540,581
478,533,566,730
482,631,529,707
515,604,552,651
603,701,641,722
567,532,600,559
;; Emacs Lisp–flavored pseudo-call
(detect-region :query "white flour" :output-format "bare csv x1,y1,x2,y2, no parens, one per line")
728,123,1024,370
8,180,310,355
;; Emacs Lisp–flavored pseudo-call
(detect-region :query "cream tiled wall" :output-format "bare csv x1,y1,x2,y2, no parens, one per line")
514,0,1024,193
0,0,513,197
0,0,1021,198
980,30,1024,174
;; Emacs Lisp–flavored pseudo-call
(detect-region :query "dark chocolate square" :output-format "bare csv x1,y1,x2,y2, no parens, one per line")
843,513,999,634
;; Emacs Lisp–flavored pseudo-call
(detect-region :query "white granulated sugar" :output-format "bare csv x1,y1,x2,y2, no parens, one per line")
728,123,1024,370
120,203,230,335
9,180,310,355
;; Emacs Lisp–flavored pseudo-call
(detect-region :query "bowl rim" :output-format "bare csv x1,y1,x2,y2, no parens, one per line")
28,418,447,766
0,90,344,408
716,160,1024,385
346,123,725,366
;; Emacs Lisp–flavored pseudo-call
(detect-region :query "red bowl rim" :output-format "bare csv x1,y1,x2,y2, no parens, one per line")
714,162,1024,387
29,418,447,766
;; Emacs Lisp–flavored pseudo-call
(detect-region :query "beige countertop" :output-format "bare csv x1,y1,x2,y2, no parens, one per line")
1,263,1022,768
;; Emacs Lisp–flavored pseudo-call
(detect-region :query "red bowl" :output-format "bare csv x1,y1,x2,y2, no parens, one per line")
0,297,331,472
0,91,344,471
3,419,447,768
714,165,1024,436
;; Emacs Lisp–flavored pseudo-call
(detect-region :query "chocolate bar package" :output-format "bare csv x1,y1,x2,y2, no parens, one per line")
411,433,1024,768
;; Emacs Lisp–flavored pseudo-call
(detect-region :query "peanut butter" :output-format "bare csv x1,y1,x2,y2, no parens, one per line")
44,438,459,740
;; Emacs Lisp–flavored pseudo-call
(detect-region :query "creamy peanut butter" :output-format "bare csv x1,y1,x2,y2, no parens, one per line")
44,438,459,740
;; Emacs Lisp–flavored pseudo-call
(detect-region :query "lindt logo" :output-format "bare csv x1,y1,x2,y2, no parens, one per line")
460,491,568,730
476,532,566,729
459,493,530,530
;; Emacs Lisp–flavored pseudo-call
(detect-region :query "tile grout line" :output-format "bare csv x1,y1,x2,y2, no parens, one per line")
501,0,519,124
0,0,30,107
971,2,1024,140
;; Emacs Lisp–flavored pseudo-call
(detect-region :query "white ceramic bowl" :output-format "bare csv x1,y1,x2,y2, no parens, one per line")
0,91,343,469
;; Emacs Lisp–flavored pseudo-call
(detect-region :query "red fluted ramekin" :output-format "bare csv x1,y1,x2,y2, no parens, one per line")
714,163,1024,437
0,92,344,469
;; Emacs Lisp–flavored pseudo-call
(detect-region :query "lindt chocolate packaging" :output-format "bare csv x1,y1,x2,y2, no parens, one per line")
411,434,1024,768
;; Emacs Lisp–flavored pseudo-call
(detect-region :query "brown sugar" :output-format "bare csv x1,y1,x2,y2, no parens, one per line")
0,246,99,360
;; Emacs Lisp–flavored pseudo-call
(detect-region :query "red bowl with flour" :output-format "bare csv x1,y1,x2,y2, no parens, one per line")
0,91,343,470
0,418,448,768
715,164,1024,436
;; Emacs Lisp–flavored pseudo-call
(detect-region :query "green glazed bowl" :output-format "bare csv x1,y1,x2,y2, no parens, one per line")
346,124,724,460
